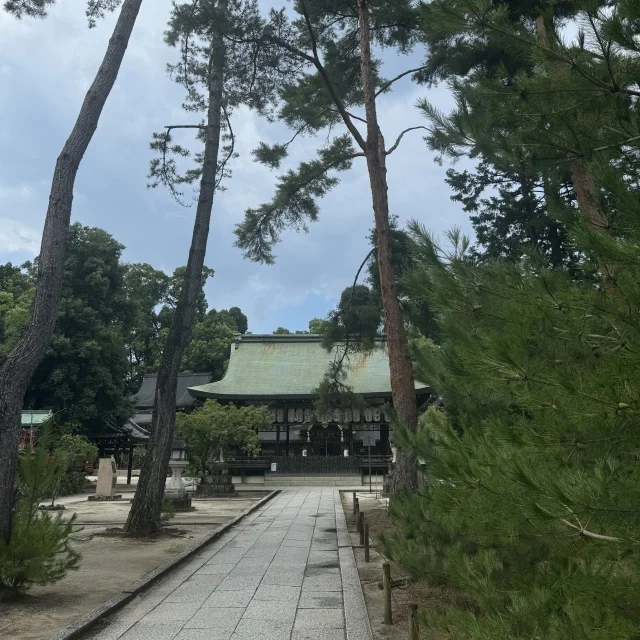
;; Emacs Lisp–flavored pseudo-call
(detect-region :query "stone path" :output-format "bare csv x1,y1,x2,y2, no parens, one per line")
89,489,372,640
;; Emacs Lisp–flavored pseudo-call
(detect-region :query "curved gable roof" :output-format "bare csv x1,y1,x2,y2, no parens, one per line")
130,372,212,409
188,334,428,401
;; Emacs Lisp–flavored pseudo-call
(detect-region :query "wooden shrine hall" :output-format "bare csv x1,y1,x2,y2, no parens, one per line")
187,334,430,476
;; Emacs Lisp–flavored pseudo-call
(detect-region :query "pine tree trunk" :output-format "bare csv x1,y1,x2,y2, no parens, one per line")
535,13,607,234
0,0,143,544
356,0,418,491
124,2,227,535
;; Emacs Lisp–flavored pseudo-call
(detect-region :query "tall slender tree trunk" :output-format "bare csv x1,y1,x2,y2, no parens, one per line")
124,1,228,535
0,0,143,544
356,0,418,491
535,13,608,234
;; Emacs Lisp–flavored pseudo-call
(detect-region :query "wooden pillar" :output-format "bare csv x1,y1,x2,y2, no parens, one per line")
114,443,120,468
127,443,134,485
285,424,290,456
276,424,280,457
383,563,393,624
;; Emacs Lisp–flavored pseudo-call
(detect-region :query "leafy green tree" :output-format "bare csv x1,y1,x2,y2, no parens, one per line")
181,312,236,379
445,159,576,268
0,263,35,363
0,0,143,544
234,0,427,490
0,446,79,597
308,318,327,334
54,434,98,473
24,224,133,436
122,263,170,389
177,400,265,474
126,0,286,535
273,327,291,335
226,306,248,334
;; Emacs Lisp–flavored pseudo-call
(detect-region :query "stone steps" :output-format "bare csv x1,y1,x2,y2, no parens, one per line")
263,474,382,487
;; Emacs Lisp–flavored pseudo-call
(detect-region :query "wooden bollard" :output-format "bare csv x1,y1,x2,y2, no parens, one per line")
409,603,418,640
356,503,362,534
364,523,370,562
352,491,357,515
383,563,392,624
359,513,365,545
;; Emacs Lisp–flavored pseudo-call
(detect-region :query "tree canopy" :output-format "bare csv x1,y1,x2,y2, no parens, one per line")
0,224,249,436
176,399,266,474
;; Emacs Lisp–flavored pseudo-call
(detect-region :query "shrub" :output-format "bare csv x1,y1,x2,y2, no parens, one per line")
0,447,80,598
54,434,98,472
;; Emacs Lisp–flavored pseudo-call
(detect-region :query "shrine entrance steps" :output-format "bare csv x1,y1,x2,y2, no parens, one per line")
264,475,361,487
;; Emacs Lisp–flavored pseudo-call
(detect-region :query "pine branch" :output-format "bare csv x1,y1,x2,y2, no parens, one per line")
560,517,621,542
298,0,367,151
386,126,429,155
235,136,365,263
375,66,429,97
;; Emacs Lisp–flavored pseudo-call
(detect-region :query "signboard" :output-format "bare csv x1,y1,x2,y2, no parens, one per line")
362,435,377,448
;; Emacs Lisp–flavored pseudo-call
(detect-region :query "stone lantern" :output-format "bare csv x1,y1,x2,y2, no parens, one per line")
165,437,192,511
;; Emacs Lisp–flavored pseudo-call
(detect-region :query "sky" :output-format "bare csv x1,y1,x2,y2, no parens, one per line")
0,1,475,334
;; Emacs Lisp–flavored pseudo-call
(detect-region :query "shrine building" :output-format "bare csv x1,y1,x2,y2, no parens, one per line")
187,334,430,473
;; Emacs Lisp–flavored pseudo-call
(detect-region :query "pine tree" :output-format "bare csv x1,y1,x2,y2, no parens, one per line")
124,0,287,534
0,445,79,597
0,0,143,544
233,0,428,490
382,3,640,637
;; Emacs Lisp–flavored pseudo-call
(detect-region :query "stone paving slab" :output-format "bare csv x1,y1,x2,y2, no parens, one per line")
86,489,373,640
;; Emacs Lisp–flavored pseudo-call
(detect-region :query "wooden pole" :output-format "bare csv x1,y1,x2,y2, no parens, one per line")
359,513,365,545
409,604,418,640
127,444,134,485
355,499,361,532
364,523,370,562
383,563,392,624
352,491,357,514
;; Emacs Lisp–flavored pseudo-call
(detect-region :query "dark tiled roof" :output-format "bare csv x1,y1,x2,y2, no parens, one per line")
94,419,150,442
130,372,212,409
188,334,428,401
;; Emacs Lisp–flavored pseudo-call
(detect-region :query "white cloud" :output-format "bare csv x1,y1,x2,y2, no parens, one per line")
0,217,40,255
0,1,474,333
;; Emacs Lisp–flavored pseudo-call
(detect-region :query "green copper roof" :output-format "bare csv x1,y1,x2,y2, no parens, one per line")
188,334,429,401
21,410,53,427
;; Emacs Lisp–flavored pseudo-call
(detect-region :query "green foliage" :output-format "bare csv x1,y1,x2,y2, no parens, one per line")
3,0,56,18
273,327,291,335
50,471,91,498
0,262,34,363
378,5,640,637
415,0,640,270
4,0,124,28
148,0,293,203
0,447,79,597
235,135,359,264
384,213,640,638
445,160,577,268
123,262,170,389
54,434,98,473
308,318,327,334
23,223,134,435
233,1,424,263
181,313,236,379
177,400,266,474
